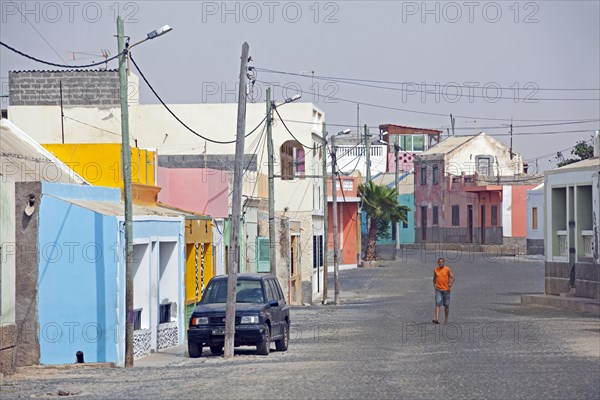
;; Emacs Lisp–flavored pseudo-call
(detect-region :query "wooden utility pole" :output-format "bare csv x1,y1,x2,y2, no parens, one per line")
331,135,340,305
59,81,65,144
224,42,249,359
117,16,135,368
321,122,328,303
266,88,277,276
509,117,513,160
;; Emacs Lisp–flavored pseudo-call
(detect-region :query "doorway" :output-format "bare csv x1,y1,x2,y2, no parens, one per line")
467,205,474,243
421,206,427,241
480,205,486,244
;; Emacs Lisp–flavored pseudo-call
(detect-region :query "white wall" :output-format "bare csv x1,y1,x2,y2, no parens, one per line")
0,180,16,325
444,134,524,177
502,186,513,237
329,144,387,177
526,186,544,240
132,243,151,329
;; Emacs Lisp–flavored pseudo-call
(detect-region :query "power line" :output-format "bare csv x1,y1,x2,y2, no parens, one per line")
273,107,324,149
130,54,265,145
257,80,600,123
8,0,69,65
254,67,600,92
0,41,121,69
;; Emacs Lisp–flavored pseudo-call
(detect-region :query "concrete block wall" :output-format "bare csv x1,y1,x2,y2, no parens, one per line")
0,324,17,375
9,70,119,106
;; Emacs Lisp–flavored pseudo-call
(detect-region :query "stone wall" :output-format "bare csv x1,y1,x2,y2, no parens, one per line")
14,182,41,367
9,70,120,106
415,227,503,245
526,239,544,255
545,261,599,299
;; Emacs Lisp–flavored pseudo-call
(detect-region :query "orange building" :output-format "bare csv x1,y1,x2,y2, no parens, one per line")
327,176,360,265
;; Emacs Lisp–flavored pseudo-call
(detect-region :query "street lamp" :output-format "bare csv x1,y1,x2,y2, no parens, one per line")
117,17,171,368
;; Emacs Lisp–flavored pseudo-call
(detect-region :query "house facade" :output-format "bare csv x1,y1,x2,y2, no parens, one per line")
327,175,361,266
379,124,443,173
544,157,599,299
8,70,326,305
414,132,537,247
526,184,545,255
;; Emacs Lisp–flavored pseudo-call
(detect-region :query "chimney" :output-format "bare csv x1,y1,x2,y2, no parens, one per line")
595,130,600,158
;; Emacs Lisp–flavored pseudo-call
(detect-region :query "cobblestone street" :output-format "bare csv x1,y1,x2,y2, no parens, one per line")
3,251,599,399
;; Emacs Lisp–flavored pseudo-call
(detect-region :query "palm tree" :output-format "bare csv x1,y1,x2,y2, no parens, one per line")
358,181,410,261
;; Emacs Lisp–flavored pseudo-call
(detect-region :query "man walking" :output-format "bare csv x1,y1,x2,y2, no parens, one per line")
433,257,454,324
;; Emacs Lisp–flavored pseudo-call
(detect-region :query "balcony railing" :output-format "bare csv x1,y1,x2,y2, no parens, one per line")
582,230,594,258
557,230,568,256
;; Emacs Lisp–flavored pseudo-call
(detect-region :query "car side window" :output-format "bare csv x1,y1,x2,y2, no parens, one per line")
272,279,285,302
264,280,277,302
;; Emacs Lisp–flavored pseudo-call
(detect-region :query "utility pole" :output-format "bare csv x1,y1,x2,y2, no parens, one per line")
364,124,371,183
331,135,340,305
117,16,135,368
224,42,249,359
394,134,400,259
321,122,328,303
509,117,513,160
450,114,455,136
59,81,65,144
266,87,277,276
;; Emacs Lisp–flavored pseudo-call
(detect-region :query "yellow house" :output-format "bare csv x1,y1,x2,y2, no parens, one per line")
183,216,215,323
43,143,156,188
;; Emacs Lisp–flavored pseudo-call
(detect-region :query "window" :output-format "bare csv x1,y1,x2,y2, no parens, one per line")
265,280,277,302
432,206,439,226
280,140,305,180
159,303,172,324
412,135,425,151
475,156,493,176
402,219,408,229
491,205,498,226
133,309,142,331
420,166,427,185
432,165,439,185
312,235,323,269
451,205,460,226
532,207,538,230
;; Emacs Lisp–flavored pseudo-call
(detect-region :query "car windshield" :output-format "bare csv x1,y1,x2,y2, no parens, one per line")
201,279,265,304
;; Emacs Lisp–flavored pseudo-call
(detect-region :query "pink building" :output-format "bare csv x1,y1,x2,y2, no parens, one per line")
379,124,443,173
414,133,541,246
157,167,229,218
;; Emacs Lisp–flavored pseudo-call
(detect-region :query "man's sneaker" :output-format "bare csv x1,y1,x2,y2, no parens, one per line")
432,319,439,324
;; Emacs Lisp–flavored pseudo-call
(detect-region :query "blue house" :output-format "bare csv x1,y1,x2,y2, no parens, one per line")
361,172,415,246
37,183,186,366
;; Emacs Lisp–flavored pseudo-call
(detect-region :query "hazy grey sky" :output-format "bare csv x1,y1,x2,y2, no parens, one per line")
1,0,599,171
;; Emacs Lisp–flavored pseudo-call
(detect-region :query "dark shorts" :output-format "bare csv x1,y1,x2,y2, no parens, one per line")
435,289,451,307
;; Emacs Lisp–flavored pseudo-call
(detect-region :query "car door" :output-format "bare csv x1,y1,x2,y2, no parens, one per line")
264,279,282,337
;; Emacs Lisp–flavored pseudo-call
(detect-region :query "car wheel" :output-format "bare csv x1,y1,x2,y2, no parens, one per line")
256,323,270,356
210,345,223,355
188,342,202,358
275,321,289,351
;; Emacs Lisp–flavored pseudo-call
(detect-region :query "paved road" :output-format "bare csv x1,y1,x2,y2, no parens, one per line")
3,251,599,399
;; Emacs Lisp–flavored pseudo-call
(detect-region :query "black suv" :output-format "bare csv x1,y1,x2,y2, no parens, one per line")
187,274,290,357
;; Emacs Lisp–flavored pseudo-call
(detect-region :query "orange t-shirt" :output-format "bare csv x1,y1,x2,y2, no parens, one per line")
434,266,452,291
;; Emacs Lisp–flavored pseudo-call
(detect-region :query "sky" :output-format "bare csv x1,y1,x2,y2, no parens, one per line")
1,0,599,172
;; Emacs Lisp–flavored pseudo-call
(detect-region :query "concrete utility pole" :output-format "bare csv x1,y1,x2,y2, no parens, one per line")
266,88,277,276
117,16,135,368
321,122,328,303
224,42,249,359
394,135,400,259
331,135,340,305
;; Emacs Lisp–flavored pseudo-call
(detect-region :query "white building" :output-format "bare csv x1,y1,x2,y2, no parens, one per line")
544,148,599,299
526,183,545,255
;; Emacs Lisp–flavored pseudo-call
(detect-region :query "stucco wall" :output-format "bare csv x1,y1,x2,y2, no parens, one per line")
156,167,229,218
0,180,16,375
14,182,42,367
38,194,120,365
